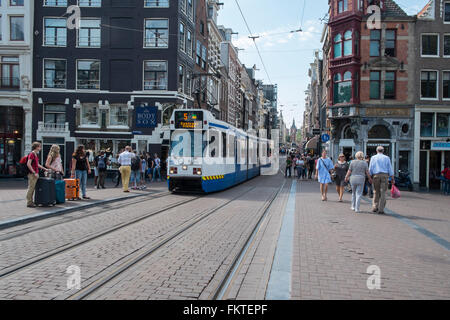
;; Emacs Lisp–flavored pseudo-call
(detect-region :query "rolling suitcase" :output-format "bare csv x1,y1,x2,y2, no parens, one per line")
65,178,80,200
35,177,56,206
55,180,66,204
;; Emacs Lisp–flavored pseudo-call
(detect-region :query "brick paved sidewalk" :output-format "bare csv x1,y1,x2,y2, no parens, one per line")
0,178,167,225
291,179,450,299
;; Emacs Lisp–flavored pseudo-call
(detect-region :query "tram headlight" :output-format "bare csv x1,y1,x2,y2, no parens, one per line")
182,165,188,171
193,168,202,175
170,167,178,174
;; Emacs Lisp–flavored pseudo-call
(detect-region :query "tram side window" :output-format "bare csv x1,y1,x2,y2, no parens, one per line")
228,134,235,158
222,132,227,158
208,130,220,158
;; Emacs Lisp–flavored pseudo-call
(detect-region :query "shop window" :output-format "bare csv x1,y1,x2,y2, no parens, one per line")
437,113,450,137
370,71,380,99
109,105,128,127
420,113,434,137
81,104,100,126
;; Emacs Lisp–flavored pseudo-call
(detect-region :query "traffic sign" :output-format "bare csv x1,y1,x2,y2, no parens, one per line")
321,134,330,142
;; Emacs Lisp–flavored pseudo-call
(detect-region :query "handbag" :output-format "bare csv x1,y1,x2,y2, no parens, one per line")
391,184,401,199
320,159,335,180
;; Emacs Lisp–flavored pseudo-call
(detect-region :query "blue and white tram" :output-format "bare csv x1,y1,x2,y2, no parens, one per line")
167,109,272,193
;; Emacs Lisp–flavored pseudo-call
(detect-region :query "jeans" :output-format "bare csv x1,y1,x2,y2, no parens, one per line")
350,175,365,211
75,170,88,197
285,166,291,177
296,166,303,179
152,167,161,182
131,170,141,186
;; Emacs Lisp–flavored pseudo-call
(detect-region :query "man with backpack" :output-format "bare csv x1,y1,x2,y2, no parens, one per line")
130,151,141,190
94,150,109,189
21,142,49,207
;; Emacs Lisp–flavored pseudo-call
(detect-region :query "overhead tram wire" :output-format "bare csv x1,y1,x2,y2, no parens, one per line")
234,0,273,85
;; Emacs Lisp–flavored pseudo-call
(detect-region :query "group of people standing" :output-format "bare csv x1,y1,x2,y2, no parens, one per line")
25,141,165,206
315,146,394,214
285,154,317,180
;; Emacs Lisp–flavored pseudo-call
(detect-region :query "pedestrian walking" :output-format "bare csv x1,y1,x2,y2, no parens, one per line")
25,142,49,207
45,144,64,180
146,152,154,182
369,146,394,214
93,152,99,187
308,155,315,179
363,155,374,198
152,153,162,182
295,157,305,180
118,146,135,192
334,153,349,202
94,150,109,189
130,151,141,190
71,145,91,200
345,151,372,213
315,150,334,201
285,156,293,178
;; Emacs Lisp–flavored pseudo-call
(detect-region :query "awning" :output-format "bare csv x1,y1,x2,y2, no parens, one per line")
306,136,319,149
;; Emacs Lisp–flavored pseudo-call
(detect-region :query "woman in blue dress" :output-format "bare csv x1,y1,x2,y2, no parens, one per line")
315,150,334,201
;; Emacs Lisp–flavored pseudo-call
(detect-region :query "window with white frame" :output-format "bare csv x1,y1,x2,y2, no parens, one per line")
144,0,169,7
444,34,450,56
109,105,128,127
44,18,67,46
144,61,168,90
44,104,66,126
44,59,67,88
78,19,101,47
445,2,450,23
81,104,99,126
77,60,100,89
144,19,168,48
10,16,24,41
79,0,101,7
44,0,67,6
421,34,439,56
186,30,192,57
443,71,450,99
179,23,185,52
0,56,20,88
421,70,438,99
187,0,193,20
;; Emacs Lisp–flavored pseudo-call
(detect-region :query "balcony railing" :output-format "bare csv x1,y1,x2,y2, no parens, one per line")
38,122,69,133
77,80,100,90
144,80,167,91
0,77,20,90
44,79,66,89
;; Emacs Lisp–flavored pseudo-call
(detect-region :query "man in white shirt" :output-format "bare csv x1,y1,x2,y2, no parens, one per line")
118,146,135,192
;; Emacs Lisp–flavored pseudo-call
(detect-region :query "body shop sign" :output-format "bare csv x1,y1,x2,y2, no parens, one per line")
136,106,158,128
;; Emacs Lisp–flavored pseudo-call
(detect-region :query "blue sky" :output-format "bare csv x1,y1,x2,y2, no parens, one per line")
217,0,430,130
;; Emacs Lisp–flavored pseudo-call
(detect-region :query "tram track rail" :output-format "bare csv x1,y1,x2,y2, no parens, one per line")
0,192,202,280
66,186,259,300
211,179,287,300
0,190,173,242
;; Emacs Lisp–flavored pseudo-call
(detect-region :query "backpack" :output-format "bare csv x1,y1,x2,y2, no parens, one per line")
97,156,106,170
19,154,31,176
131,156,140,171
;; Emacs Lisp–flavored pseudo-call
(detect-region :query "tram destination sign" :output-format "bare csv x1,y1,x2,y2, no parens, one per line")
175,111,203,129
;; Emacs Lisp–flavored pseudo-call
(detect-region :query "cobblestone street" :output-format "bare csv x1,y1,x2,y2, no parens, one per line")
0,172,448,300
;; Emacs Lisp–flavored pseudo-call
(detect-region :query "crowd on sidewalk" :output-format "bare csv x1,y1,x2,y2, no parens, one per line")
22,141,166,207
285,146,450,215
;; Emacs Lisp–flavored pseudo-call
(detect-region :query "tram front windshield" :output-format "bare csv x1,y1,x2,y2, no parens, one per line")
170,130,207,159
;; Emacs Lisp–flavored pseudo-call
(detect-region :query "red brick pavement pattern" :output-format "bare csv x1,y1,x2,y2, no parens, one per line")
0,179,166,223
292,180,450,300
0,180,266,300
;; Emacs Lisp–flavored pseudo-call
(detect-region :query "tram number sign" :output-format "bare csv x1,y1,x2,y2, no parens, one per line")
175,111,203,129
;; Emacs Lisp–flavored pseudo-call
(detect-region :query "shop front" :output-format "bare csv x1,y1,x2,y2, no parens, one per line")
0,106,24,176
